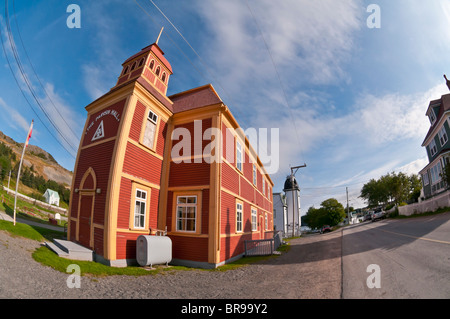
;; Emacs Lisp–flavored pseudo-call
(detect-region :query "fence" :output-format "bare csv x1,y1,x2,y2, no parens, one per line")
398,189,450,216
244,231,283,257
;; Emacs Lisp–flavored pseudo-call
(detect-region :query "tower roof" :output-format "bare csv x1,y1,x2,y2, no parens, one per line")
283,175,299,191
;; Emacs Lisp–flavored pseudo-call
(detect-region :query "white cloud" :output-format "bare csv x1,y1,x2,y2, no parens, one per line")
0,97,30,133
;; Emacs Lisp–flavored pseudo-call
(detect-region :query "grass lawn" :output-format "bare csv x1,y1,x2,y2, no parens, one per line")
0,218,288,276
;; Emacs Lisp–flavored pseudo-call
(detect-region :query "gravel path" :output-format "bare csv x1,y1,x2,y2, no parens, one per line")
0,229,342,299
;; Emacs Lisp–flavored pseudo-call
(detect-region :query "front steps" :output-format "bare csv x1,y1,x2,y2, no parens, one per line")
45,239,93,261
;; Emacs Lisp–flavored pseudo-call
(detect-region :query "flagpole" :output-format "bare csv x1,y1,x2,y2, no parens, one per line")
13,120,33,226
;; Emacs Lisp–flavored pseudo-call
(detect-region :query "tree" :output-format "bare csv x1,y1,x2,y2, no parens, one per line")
305,198,346,228
360,172,423,207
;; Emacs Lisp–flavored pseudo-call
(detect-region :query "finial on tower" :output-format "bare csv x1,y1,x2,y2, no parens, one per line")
444,74,450,92
156,27,164,45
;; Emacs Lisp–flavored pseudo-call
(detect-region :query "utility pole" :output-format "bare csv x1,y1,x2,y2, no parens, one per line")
290,164,306,237
346,187,350,224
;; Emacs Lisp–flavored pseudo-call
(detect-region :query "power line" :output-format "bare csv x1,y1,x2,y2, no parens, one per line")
11,0,80,141
245,0,304,162
134,0,247,124
1,1,77,158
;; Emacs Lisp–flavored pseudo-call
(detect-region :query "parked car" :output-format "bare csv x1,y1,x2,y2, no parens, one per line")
363,213,372,222
320,225,332,233
371,208,386,222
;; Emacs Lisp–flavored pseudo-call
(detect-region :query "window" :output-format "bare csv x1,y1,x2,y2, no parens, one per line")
149,60,155,70
162,72,166,83
430,139,437,157
122,65,130,75
423,172,429,186
130,61,137,71
430,162,442,184
236,202,243,232
138,58,145,68
251,208,257,231
438,126,448,147
253,164,257,185
262,177,265,196
236,141,243,171
176,196,197,232
156,66,161,76
142,110,158,149
134,189,147,229
429,108,437,125
265,213,268,230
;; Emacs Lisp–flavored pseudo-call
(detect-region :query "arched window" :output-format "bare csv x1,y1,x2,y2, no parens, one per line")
138,57,145,68
149,60,155,70
156,66,160,76
122,65,129,75
130,61,137,71
162,72,166,83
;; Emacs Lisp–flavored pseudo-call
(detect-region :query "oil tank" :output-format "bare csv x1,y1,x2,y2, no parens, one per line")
136,235,172,267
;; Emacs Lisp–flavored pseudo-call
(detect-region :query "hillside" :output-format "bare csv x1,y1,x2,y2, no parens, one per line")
0,130,73,187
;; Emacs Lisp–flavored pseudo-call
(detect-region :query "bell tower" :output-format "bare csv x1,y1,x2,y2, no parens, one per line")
114,28,173,96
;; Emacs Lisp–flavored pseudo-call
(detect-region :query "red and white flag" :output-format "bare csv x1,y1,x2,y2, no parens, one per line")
24,120,33,148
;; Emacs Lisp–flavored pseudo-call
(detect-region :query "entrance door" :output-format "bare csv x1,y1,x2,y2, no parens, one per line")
78,194,93,248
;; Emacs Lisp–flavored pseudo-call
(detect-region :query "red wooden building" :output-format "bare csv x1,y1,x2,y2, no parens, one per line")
68,40,274,268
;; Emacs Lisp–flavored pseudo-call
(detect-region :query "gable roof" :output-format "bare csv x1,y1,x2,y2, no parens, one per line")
422,93,450,146
169,84,223,114
44,189,60,198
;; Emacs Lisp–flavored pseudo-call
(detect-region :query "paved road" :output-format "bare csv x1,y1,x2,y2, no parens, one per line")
342,212,450,298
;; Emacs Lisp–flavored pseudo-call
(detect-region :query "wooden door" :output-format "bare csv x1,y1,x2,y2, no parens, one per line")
78,194,93,248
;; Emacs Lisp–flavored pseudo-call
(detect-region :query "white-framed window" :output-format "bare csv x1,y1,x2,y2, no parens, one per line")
265,213,268,230
438,126,448,147
176,195,197,232
262,177,265,196
430,162,442,185
134,189,147,229
423,172,429,186
253,164,257,185
429,109,437,125
236,202,243,232
143,109,158,149
429,139,437,157
251,208,257,231
236,141,243,172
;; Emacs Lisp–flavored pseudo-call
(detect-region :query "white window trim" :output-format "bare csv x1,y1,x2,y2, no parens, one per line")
236,140,243,172
236,202,243,233
251,208,257,231
423,172,429,186
176,195,198,233
438,126,448,147
253,164,257,185
429,108,437,125
430,161,442,185
133,189,147,229
430,139,437,157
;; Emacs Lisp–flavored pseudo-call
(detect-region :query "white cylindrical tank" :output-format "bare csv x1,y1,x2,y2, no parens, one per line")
136,235,172,267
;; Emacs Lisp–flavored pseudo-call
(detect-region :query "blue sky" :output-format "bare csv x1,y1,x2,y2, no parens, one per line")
1,0,450,212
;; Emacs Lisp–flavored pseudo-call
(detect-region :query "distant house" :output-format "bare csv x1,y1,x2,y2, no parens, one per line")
44,189,60,206
273,192,287,234
419,93,450,199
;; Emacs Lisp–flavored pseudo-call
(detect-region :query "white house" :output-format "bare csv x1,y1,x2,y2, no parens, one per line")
43,189,60,206
273,192,287,234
